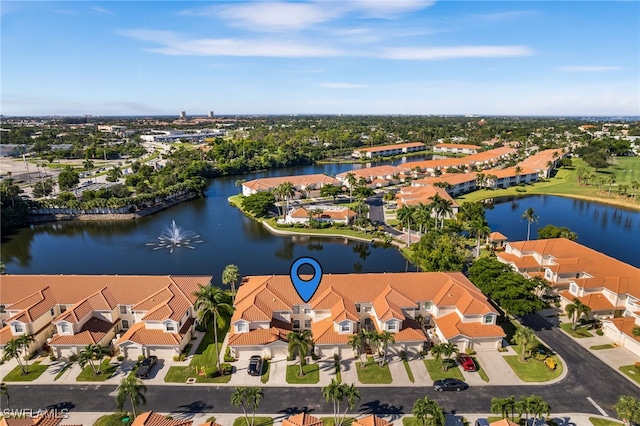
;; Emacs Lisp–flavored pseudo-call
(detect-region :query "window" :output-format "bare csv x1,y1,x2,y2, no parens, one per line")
14,324,24,333
292,320,300,330
364,306,372,313
166,323,175,332
387,321,398,331
122,320,129,329
293,306,300,314
356,304,361,312
50,308,55,316
304,308,311,314
570,283,577,294
60,323,70,333
120,306,127,314
60,305,67,313
484,316,494,324
304,320,311,329
237,322,248,332
0,305,5,314
424,301,433,310
340,323,350,333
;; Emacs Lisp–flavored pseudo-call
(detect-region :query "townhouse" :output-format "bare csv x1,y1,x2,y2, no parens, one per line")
0,275,212,359
336,166,406,187
227,272,505,359
497,238,640,354
519,148,565,178
241,174,341,197
284,206,357,225
352,142,425,158
396,185,459,219
433,143,481,155
480,166,539,189
412,173,478,197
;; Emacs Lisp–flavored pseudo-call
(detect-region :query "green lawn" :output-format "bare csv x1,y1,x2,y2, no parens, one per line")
232,417,273,426
165,325,231,383
424,358,464,381
560,323,594,338
321,417,354,426
76,359,118,382
2,361,49,382
334,359,342,383
590,417,623,426
54,362,73,381
473,358,490,382
93,413,131,426
356,356,392,384
286,363,320,384
590,344,615,350
503,355,563,382
455,158,640,211
261,360,270,384
618,365,640,385
402,358,415,383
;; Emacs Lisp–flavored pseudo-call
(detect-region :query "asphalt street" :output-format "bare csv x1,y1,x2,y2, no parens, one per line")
6,314,638,417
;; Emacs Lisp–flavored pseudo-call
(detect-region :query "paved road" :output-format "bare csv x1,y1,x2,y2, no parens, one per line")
7,314,637,416
365,194,402,236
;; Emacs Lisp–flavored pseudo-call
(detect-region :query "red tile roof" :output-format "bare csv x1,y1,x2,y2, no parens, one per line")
354,142,425,153
131,412,193,426
50,317,117,346
353,416,392,426
283,413,323,426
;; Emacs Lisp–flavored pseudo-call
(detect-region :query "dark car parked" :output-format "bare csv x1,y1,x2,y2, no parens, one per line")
433,378,468,392
247,355,263,376
135,356,158,379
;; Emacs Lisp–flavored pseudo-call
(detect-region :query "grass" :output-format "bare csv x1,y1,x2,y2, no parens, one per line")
618,365,640,385
402,358,415,383
261,360,270,384
286,362,320,384
54,362,73,381
560,323,594,338
232,417,274,426
473,358,490,382
589,417,623,426
334,358,342,383
455,157,640,211
590,344,615,350
165,324,231,383
321,418,354,426
93,413,131,426
503,354,563,382
424,358,464,381
356,356,393,384
76,358,118,382
2,361,49,382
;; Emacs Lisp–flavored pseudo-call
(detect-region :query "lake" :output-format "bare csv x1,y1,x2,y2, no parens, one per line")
2,162,639,279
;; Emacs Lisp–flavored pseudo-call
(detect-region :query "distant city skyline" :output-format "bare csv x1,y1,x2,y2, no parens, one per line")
2,1,639,116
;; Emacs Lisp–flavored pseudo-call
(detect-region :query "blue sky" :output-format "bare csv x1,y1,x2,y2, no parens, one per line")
2,1,639,116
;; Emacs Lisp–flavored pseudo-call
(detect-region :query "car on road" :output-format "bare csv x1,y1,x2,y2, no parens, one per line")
135,356,158,379
474,419,490,426
457,354,477,372
247,355,263,376
433,378,468,392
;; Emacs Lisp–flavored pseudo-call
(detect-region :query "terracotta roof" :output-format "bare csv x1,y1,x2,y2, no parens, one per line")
488,166,539,180
49,317,118,346
283,413,323,426
143,283,192,321
0,416,65,426
7,287,57,323
242,174,340,192
131,412,192,426
116,319,192,347
227,326,290,346
607,317,640,343
336,165,405,181
414,173,477,187
55,287,118,324
290,207,356,220
433,143,481,151
353,416,392,426
490,420,519,426
559,291,620,311
396,185,458,208
434,312,505,339
0,325,14,345
354,142,425,153
394,319,427,342
311,318,351,345
488,232,508,241
519,149,564,171
497,253,541,270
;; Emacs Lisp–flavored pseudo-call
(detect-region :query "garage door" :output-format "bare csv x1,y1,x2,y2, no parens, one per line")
269,345,289,360
472,338,499,351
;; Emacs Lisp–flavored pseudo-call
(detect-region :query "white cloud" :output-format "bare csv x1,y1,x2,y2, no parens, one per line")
90,6,114,16
558,66,623,72
320,83,369,89
467,10,536,21
381,45,534,60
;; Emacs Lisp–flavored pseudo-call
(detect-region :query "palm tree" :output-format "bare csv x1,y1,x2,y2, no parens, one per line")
323,378,345,425
347,332,364,364
476,173,486,189
222,264,240,297
287,330,314,377
527,394,551,421
193,284,234,373
377,331,395,367
107,166,123,182
1,340,24,374
521,207,539,241
245,386,264,426
83,158,94,171
231,387,251,426
397,205,417,246
429,194,454,230
78,344,107,375
430,342,459,371
345,172,357,201
412,396,445,426
276,181,295,219
235,179,247,194
10,334,36,374
415,203,433,237
491,396,516,421
468,218,491,259
632,326,640,337
340,383,361,425
565,298,591,330
614,395,640,426
514,165,522,183
607,176,616,196
0,382,9,409
514,326,538,361
116,375,146,419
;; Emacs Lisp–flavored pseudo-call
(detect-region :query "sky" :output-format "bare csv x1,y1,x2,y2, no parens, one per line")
2,1,639,116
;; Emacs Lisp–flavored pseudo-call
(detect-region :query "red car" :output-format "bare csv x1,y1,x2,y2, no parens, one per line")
458,354,477,372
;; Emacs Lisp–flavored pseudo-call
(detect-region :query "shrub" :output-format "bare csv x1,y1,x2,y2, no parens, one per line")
69,354,78,363
596,329,604,336
173,355,181,362
535,353,547,361
634,361,640,370
224,347,236,362
465,348,476,355
515,187,527,193
220,363,232,375
138,355,145,362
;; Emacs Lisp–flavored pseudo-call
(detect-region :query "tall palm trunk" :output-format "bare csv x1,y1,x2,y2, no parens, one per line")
213,313,221,372
130,396,138,418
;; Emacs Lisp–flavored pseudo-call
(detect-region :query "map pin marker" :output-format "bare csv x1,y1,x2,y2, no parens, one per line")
290,257,323,303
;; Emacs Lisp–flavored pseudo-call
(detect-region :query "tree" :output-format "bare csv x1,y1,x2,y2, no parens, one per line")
345,172,357,201
287,330,314,376
245,386,264,426
241,192,275,218
2,339,29,375
521,207,538,241
193,284,234,373
527,394,551,421
78,344,107,375
235,179,247,194
83,158,94,170
397,205,417,246
320,184,343,201
347,332,364,364
632,326,640,337
409,232,466,272
340,383,361,425
432,342,459,371
231,387,251,426
537,224,578,241
565,298,591,330
514,326,537,361
116,375,146,419
222,264,240,297
377,331,395,366
614,395,640,426
0,382,9,409
412,396,445,426
468,218,491,259
275,181,295,218
429,194,453,230
106,166,123,182
491,396,516,421
58,166,80,191
415,203,433,237
322,380,361,426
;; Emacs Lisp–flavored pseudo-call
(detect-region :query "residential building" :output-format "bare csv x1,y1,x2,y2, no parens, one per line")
353,416,392,426
481,166,539,189
396,185,459,219
227,272,505,359
412,173,477,196
282,413,323,426
0,275,211,359
497,238,640,354
241,174,341,197
284,206,357,225
352,142,425,158
336,166,405,186
0,415,77,426
131,412,219,426
519,148,564,178
433,143,481,155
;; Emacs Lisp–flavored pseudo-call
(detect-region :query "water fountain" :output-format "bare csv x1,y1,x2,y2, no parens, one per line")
146,220,203,253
